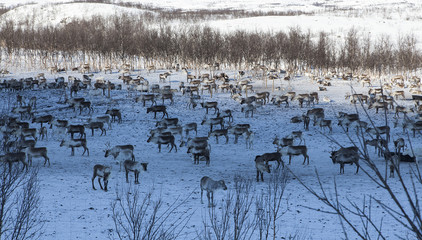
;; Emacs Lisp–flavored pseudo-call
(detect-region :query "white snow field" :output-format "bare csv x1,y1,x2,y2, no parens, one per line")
1,0,422,239
1,67,421,239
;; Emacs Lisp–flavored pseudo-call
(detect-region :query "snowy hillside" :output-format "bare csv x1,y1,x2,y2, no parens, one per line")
1,0,422,239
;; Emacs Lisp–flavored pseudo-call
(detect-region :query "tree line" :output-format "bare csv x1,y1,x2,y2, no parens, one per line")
0,13,420,74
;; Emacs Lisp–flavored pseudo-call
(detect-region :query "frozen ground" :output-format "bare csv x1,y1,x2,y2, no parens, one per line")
1,67,421,239
1,0,422,239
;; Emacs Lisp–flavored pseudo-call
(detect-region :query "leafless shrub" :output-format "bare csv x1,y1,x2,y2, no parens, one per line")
110,185,193,240
198,175,258,240
0,164,44,240
255,168,289,240
291,87,422,239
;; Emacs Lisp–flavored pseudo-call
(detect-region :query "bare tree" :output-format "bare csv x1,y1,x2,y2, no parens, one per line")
291,90,422,239
0,164,43,240
256,168,289,240
110,185,193,240
199,175,258,240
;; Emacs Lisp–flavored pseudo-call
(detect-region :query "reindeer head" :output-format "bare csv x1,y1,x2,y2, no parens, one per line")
272,136,279,145
187,146,192,154
141,163,148,171
218,180,228,190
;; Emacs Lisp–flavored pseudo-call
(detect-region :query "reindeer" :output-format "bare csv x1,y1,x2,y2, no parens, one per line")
12,106,32,119
160,92,174,105
394,137,405,153
368,101,389,113
255,152,283,169
89,115,112,130
271,95,289,107
395,106,413,118
67,124,86,139
280,145,309,165
401,120,422,137
188,145,211,165
290,131,303,145
156,118,179,128
25,146,50,166
302,115,310,130
255,92,270,104
17,139,36,151
201,117,224,133
315,118,332,133
338,113,359,132
180,137,208,150
32,114,54,128
79,101,93,114
365,138,387,157
92,164,111,191
243,130,254,149
183,122,197,137
14,128,38,141
159,72,170,82
86,121,106,136
66,97,85,112
241,104,256,118
209,129,229,144
273,136,294,151
201,101,219,114
124,160,148,184
105,144,135,170
290,116,302,124
330,147,360,174
0,152,28,172
228,124,250,144
38,126,47,140
307,108,324,123
106,109,122,123
366,126,390,142
135,94,156,107
255,158,271,182
147,134,177,153
147,105,168,119
391,90,405,100
60,138,89,156
200,176,227,207
217,109,233,122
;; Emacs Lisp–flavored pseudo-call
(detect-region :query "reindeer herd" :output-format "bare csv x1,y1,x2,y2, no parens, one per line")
1,65,422,208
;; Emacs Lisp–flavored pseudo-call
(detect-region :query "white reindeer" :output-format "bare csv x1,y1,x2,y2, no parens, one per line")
200,176,227,207
104,144,135,171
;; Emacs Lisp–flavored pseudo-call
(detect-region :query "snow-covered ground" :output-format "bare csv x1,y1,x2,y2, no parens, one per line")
1,0,422,239
1,67,421,239
2,0,422,48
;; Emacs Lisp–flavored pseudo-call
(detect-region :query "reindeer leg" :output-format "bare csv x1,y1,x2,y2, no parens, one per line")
92,177,97,190
207,191,211,207
201,188,204,204
125,169,129,183
98,177,103,190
